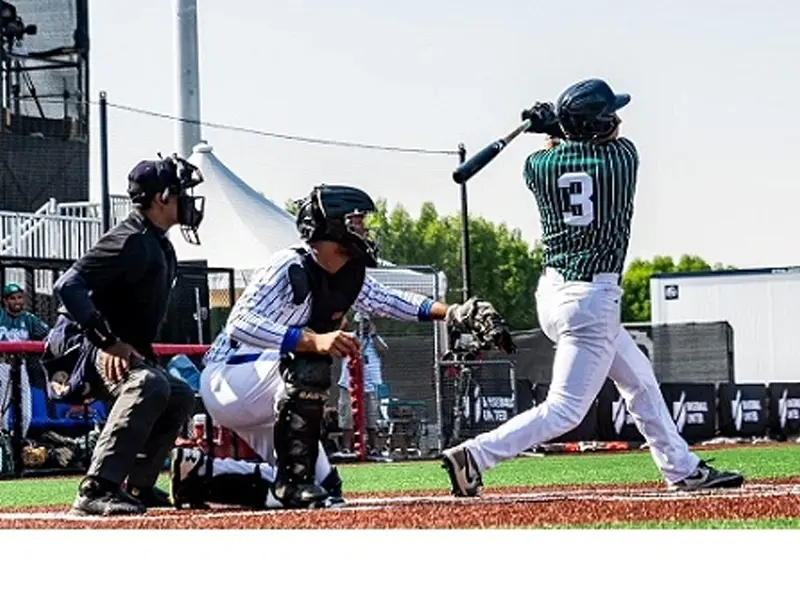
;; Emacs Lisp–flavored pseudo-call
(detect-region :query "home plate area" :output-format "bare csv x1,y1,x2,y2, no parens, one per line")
2,480,799,529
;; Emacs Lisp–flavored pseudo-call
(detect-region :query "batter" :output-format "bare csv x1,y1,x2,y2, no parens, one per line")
442,79,745,495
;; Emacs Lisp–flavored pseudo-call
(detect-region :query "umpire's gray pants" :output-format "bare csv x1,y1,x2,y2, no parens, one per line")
87,355,196,489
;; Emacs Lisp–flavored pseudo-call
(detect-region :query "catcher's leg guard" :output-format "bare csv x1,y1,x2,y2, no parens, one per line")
273,396,329,507
272,354,332,508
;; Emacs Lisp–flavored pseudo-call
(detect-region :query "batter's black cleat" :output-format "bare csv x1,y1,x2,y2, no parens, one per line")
170,447,209,509
669,459,745,491
320,467,345,505
125,484,173,508
69,476,147,517
441,444,483,497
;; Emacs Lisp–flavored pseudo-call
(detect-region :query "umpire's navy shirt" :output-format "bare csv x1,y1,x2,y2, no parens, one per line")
56,209,177,360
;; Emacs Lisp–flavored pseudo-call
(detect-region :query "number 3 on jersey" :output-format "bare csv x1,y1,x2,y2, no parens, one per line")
558,172,594,226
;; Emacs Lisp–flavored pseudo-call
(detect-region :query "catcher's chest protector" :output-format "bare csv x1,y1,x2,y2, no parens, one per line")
290,249,365,334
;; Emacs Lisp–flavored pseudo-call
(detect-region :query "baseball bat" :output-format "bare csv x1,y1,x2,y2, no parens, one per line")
452,119,531,184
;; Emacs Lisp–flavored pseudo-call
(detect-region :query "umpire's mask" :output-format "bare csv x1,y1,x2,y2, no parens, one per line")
171,155,206,245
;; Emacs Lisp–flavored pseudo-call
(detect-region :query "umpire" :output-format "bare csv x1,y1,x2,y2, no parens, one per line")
48,154,206,517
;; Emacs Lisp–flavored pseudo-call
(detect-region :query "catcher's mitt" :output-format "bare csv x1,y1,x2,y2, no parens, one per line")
445,297,516,354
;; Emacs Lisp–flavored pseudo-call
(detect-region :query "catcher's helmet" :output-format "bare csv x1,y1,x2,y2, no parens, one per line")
295,184,378,267
556,78,630,141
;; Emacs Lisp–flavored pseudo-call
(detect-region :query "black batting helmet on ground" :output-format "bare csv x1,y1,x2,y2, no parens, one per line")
295,184,379,267
556,78,630,141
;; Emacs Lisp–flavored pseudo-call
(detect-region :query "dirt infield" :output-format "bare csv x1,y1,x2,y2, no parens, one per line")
2,478,798,528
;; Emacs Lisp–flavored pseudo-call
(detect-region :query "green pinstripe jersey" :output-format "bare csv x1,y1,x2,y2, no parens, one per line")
524,137,639,281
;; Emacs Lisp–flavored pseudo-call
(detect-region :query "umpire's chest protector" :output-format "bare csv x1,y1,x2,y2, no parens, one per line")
288,249,366,334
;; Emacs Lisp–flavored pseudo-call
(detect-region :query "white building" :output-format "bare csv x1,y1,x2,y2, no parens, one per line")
650,267,800,383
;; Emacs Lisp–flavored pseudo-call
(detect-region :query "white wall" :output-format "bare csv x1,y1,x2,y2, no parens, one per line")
650,268,800,383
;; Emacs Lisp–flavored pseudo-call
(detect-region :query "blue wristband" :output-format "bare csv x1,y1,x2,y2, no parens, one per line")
280,326,303,354
417,299,434,322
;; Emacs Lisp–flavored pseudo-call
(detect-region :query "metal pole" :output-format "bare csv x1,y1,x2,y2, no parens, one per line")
457,144,472,301
433,271,444,454
175,0,202,158
194,286,203,344
99,91,111,232
10,353,23,477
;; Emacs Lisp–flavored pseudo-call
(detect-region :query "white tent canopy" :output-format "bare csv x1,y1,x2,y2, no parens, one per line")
170,142,447,299
170,142,299,268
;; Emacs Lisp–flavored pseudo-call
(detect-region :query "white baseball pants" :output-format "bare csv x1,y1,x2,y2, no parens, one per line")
199,350,334,485
464,268,701,484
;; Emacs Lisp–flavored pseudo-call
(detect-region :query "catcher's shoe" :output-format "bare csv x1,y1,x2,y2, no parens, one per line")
170,447,209,509
441,444,483,497
669,459,745,491
320,466,345,505
69,476,146,517
266,481,331,510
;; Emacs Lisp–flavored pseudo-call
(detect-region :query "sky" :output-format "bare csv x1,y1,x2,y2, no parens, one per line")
80,0,800,270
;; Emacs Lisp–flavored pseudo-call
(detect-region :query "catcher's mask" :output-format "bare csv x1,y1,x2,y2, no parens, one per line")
294,184,378,267
127,153,206,245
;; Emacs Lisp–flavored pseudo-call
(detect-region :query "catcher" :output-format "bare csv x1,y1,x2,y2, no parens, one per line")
170,183,515,510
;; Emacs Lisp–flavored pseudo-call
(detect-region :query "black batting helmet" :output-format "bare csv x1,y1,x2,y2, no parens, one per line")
556,78,630,141
295,184,379,267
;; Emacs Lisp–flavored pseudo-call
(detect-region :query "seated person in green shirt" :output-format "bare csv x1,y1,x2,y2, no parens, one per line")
0,283,50,438
0,283,49,342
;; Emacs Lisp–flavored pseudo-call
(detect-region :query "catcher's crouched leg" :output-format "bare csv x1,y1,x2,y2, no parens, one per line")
271,354,332,509
170,447,272,510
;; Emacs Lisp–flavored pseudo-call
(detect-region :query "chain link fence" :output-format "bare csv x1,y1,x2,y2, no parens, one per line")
326,265,447,458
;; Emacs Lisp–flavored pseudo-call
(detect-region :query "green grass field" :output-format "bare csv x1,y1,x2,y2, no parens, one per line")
1,444,798,528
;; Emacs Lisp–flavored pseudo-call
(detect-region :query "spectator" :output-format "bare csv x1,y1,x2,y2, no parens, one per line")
336,312,389,455
0,284,49,342
0,283,49,440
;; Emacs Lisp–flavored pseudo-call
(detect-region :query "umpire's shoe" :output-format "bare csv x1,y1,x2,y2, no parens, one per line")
170,447,208,509
126,484,173,508
669,459,745,491
70,476,147,517
442,444,483,497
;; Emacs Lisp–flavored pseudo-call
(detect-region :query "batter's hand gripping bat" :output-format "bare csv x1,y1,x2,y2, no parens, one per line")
452,119,531,185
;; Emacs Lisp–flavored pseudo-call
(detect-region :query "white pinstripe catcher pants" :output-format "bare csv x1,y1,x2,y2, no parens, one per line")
464,268,701,484
199,349,333,485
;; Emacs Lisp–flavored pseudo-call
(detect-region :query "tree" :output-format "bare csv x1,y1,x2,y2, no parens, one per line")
368,200,543,331
284,199,299,216
621,255,733,322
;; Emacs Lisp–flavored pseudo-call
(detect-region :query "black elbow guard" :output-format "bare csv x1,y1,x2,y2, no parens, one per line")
84,312,118,350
